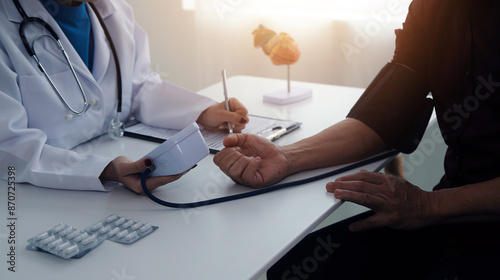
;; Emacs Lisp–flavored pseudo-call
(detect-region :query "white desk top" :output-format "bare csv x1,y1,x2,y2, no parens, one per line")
0,76,389,280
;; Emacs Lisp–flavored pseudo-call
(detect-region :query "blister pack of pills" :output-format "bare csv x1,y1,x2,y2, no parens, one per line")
85,214,157,244
26,214,158,259
27,223,104,259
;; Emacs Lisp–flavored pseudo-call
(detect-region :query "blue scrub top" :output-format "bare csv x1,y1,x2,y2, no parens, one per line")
39,0,94,70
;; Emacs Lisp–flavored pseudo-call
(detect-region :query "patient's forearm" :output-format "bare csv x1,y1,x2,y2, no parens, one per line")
283,118,388,175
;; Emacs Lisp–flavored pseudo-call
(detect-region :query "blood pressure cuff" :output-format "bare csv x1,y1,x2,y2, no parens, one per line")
347,62,433,154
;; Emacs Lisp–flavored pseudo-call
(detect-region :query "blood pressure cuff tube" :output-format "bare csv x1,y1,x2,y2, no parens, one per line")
347,62,434,154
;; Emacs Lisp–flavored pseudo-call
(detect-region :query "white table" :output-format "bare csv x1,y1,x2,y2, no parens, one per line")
0,76,392,280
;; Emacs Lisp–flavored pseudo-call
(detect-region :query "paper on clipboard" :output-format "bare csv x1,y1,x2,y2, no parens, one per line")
124,115,301,153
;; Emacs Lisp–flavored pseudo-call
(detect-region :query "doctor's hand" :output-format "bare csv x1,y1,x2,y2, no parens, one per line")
213,133,289,188
326,170,434,232
197,97,249,133
100,156,187,194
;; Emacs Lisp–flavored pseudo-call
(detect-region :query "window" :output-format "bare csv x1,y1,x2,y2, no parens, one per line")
185,0,412,21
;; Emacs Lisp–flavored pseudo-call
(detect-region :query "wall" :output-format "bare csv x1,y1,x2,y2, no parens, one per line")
125,0,410,91
125,0,200,91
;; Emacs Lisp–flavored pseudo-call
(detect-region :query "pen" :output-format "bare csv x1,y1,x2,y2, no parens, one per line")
221,69,233,134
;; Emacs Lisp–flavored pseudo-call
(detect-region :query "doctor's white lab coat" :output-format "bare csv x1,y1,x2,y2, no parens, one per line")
0,0,216,191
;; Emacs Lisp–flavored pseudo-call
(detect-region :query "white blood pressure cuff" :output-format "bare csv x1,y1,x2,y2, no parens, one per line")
347,62,433,153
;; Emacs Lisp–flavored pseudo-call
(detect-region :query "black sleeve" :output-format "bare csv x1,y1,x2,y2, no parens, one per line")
347,63,433,154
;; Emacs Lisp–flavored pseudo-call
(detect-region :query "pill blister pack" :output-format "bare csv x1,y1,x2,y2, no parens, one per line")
27,214,158,259
27,223,104,259
85,214,156,244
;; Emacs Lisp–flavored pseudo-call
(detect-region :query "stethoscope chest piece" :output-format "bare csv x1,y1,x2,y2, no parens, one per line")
108,113,124,139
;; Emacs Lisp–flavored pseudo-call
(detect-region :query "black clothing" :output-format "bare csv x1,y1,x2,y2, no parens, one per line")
268,211,500,280
348,0,500,190
270,1,500,279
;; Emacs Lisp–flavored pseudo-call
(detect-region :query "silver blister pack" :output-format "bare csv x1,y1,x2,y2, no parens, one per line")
85,214,158,244
26,214,158,259
26,223,104,259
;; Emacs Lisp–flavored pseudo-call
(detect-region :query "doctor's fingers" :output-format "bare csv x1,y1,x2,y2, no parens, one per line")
126,173,186,194
231,122,247,133
118,157,153,176
218,109,249,128
228,97,249,119
218,121,246,133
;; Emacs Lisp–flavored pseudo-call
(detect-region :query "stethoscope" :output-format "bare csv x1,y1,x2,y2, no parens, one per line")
13,0,124,139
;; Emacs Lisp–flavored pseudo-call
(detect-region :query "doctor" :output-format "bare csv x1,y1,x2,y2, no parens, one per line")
0,0,249,193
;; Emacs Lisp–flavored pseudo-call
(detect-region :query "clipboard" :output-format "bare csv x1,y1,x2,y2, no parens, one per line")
124,115,301,153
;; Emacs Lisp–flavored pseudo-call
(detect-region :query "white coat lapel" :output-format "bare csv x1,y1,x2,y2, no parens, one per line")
88,1,117,84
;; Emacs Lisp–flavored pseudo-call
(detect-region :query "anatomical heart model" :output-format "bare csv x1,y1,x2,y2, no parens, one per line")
253,24,312,104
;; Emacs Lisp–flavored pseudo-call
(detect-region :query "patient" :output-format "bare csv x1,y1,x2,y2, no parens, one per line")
214,1,500,279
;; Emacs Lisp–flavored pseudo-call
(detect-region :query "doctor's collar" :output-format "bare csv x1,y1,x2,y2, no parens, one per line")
39,0,87,19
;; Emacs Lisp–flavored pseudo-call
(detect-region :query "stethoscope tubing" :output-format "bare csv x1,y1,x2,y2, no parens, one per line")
34,34,91,116
14,0,91,116
12,0,122,125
